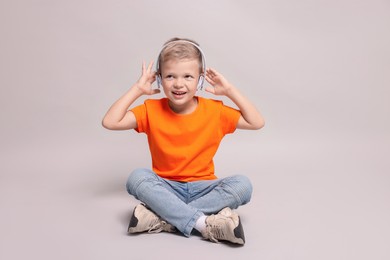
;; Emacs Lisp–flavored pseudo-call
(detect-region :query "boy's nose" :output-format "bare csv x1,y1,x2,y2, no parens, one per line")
174,78,185,87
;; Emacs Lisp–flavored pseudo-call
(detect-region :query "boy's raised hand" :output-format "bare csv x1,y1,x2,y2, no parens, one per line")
204,68,233,96
135,61,160,95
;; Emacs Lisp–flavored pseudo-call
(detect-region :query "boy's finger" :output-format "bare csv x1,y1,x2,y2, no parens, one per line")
205,76,214,85
207,68,216,75
147,60,154,72
204,86,215,94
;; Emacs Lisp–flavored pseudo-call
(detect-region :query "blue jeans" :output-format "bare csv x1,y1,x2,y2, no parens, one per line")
126,168,253,237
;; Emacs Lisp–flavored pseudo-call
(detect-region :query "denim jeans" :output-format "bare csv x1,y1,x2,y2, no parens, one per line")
126,168,253,237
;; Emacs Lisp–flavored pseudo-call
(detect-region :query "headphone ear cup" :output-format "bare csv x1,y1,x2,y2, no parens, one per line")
197,75,205,90
156,75,162,88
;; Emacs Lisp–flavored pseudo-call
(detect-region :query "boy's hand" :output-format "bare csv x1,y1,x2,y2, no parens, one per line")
135,61,160,95
204,68,233,96
205,67,264,130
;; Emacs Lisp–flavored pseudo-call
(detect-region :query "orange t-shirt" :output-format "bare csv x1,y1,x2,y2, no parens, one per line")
131,97,240,182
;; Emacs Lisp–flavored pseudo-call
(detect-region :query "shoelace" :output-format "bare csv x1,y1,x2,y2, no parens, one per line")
205,223,227,243
148,220,169,233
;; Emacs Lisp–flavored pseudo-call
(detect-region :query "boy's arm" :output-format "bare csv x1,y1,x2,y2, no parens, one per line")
205,68,265,130
102,61,160,130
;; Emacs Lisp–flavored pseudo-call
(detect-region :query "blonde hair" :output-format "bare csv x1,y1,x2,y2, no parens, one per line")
157,37,203,73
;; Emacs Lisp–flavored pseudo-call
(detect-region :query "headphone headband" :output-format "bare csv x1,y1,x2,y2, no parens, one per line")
155,40,206,90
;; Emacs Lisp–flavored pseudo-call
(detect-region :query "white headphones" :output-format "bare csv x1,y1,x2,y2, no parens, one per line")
155,40,206,90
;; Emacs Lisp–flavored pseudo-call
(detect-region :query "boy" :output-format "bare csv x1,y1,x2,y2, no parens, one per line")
102,38,264,245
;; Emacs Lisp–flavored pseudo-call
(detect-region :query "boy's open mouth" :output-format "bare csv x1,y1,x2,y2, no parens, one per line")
172,91,187,96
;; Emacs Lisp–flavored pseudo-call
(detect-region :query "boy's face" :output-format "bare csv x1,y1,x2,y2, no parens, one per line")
160,58,201,113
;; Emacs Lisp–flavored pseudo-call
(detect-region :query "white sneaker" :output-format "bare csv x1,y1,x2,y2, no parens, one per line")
201,207,245,245
128,204,176,234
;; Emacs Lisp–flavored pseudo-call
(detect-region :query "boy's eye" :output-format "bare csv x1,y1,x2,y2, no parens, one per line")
185,75,194,80
165,75,174,79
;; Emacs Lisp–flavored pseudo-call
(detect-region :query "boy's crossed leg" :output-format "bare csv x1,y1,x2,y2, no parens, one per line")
126,168,252,245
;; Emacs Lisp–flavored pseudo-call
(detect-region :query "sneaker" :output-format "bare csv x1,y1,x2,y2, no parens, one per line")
201,207,245,245
128,204,176,234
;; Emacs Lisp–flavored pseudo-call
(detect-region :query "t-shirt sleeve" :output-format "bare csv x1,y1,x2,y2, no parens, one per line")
130,103,148,133
220,103,241,135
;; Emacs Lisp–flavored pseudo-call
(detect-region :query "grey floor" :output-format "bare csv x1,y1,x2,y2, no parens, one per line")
1,1,389,260
1,131,389,259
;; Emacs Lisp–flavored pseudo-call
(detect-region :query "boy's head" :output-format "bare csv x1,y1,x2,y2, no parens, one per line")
156,38,206,91
157,38,204,74
156,38,206,113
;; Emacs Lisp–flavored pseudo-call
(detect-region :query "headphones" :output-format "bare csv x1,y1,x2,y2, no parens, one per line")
155,40,207,90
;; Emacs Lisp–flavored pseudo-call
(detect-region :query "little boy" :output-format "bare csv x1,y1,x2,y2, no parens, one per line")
102,38,264,245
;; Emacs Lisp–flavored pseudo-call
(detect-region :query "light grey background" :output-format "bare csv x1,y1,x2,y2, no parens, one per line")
1,0,389,259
